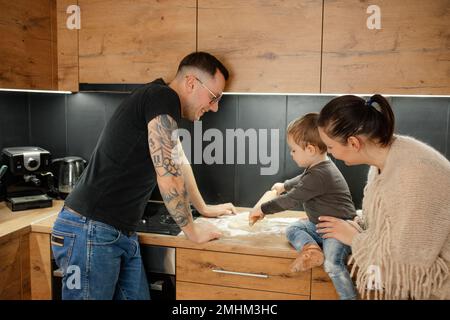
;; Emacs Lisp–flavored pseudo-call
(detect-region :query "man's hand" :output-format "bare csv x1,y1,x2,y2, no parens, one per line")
316,216,359,246
271,182,285,195
199,203,237,217
249,207,265,226
182,221,222,244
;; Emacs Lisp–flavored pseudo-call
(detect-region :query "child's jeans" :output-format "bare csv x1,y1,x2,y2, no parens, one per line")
286,219,357,300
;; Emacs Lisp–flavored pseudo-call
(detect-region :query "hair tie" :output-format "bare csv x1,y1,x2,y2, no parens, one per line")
365,98,373,107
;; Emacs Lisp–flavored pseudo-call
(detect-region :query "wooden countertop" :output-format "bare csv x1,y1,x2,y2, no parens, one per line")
31,205,306,259
0,200,306,259
0,200,63,239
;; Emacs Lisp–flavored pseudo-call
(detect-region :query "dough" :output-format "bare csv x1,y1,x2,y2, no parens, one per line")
227,212,270,232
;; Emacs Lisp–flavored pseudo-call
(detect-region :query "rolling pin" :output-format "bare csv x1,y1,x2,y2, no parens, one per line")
249,189,278,226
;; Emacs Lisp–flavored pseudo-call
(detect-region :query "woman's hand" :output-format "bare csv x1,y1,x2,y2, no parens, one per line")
316,216,359,246
199,203,237,217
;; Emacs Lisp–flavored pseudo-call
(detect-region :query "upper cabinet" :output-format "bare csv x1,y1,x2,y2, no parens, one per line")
54,0,79,92
197,0,323,93
321,0,450,95
2,1,448,94
78,0,196,84
0,0,56,90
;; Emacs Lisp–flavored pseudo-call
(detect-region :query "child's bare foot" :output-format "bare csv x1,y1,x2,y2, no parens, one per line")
290,244,324,272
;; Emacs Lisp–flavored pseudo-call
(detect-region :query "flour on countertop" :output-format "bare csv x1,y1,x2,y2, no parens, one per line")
195,212,299,237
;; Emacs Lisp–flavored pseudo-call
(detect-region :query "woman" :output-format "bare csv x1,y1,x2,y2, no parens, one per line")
315,94,450,300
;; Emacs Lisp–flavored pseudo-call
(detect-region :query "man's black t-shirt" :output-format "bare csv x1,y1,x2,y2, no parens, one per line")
65,79,181,232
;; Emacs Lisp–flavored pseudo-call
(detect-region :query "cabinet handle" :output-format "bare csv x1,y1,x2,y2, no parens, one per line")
212,269,269,278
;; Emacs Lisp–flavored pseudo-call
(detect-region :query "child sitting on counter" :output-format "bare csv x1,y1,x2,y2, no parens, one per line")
249,113,358,300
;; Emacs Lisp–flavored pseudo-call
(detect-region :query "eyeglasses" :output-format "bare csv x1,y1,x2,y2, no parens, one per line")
194,76,222,105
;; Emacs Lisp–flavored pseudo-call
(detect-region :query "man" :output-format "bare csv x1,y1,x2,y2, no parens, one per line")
51,52,236,300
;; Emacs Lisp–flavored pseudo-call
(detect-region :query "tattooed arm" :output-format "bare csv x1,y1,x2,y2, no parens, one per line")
174,139,237,217
148,114,222,243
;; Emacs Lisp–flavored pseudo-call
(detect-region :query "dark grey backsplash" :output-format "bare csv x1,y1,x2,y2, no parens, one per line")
1,90,449,209
0,92,29,148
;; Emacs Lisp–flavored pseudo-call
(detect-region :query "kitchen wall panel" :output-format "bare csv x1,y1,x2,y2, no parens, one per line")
179,96,239,204
2,91,450,210
29,94,67,158
234,96,287,206
66,93,106,161
392,97,449,155
101,93,128,123
0,92,29,148
198,0,322,92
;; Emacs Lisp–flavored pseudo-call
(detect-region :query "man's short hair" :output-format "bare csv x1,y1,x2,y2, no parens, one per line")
287,113,327,153
177,52,229,80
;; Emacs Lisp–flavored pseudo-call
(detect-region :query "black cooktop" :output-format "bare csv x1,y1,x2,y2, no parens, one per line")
136,201,201,235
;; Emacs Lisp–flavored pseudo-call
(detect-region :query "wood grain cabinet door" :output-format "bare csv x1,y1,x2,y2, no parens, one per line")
54,0,79,92
0,235,22,299
78,0,196,84
322,0,450,95
0,0,55,90
198,0,323,93
177,248,311,296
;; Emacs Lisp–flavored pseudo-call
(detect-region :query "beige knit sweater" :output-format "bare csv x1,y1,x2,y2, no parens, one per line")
350,135,450,300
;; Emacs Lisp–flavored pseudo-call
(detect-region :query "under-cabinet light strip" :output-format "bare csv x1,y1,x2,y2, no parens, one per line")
0,88,72,94
223,92,450,98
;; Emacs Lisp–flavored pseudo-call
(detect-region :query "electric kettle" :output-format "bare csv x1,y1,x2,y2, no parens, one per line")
52,156,86,197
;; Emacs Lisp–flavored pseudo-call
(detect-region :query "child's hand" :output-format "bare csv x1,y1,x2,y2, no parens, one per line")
271,182,285,195
249,207,265,226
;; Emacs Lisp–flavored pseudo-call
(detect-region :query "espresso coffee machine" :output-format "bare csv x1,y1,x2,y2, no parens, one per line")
0,147,54,211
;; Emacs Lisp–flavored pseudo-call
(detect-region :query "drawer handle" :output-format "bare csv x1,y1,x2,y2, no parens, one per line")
212,269,269,278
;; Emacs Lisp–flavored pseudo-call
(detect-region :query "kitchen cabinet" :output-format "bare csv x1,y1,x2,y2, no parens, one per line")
2,1,448,94
29,232,52,300
54,0,79,92
0,0,56,90
176,247,339,300
176,248,312,299
177,282,310,300
0,230,31,299
0,201,62,300
197,0,323,93
0,231,53,300
321,0,450,94
62,0,450,94
29,207,340,300
78,0,196,84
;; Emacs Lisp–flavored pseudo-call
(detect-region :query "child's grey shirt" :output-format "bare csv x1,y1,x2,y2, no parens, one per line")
261,160,356,224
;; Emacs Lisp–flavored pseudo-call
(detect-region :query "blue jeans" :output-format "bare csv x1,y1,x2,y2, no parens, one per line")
51,207,150,300
286,219,357,300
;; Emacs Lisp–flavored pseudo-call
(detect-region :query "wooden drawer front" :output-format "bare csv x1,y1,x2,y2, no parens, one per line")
0,236,22,299
177,281,309,300
177,249,310,296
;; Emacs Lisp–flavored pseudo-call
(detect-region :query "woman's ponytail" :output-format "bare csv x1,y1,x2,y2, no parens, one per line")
366,94,395,146
318,94,395,147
